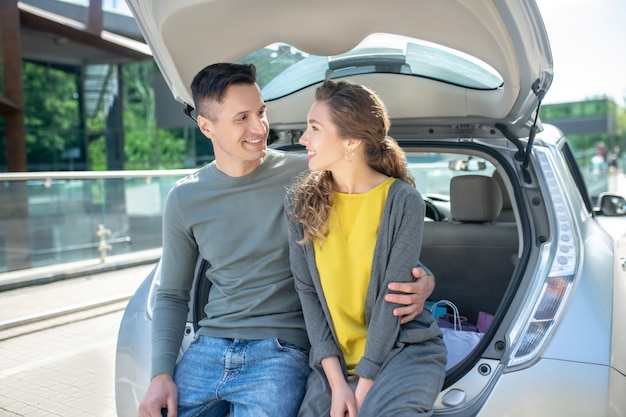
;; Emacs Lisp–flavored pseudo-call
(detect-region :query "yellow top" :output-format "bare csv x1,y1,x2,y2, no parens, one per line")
313,177,394,374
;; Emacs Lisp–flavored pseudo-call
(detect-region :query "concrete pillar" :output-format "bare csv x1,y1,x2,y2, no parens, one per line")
0,0,31,271
0,0,27,172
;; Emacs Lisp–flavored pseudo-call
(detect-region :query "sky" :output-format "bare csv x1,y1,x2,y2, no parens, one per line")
535,0,626,105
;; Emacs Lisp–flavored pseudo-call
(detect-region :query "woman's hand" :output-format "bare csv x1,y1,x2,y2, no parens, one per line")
330,380,358,417
322,356,358,417
354,377,373,413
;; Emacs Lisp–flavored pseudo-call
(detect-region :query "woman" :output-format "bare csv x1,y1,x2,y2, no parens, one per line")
285,79,446,417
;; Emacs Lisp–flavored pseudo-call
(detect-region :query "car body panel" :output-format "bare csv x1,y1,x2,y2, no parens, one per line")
478,359,618,416
115,272,153,417
611,253,626,376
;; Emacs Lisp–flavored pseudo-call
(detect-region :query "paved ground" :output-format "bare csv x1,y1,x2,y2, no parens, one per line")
0,248,160,417
0,263,155,417
0,311,126,416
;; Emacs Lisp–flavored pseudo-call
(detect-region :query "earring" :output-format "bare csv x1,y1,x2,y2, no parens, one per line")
344,148,354,162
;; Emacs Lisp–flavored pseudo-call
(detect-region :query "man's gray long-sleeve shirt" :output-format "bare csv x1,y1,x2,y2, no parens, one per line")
151,149,310,378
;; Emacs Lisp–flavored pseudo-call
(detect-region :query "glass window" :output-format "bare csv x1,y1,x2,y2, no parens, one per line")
407,152,495,196
237,33,504,101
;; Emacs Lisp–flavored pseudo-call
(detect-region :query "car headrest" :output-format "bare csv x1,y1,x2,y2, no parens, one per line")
491,170,512,210
450,175,503,223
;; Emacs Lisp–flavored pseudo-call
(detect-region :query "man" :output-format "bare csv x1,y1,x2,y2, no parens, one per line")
138,63,435,417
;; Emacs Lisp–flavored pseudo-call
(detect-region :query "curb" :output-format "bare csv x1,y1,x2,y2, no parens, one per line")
0,248,161,292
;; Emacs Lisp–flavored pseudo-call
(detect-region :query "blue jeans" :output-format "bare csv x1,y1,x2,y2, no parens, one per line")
170,336,310,417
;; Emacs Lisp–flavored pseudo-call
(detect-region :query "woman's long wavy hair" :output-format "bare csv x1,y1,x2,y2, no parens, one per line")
291,79,415,245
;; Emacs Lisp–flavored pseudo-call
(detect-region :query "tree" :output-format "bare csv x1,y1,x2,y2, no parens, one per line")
22,61,84,170
121,61,188,169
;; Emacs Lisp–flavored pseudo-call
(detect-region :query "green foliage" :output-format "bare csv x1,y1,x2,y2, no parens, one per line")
121,61,188,169
22,61,84,170
540,98,615,119
89,136,107,170
123,127,187,169
541,98,625,167
87,109,107,170
237,45,305,88
11,60,193,170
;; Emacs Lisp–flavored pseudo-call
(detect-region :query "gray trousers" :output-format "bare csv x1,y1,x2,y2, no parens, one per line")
298,336,447,417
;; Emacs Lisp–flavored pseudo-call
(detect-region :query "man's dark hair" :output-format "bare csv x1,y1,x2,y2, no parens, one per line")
190,63,257,118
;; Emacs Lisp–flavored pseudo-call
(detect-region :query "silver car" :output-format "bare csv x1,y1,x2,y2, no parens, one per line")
116,1,626,416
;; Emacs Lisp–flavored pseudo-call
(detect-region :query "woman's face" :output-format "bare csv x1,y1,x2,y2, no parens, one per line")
299,100,348,171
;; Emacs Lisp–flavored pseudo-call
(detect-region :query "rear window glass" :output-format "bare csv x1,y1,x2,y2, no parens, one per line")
237,33,503,101
407,152,495,196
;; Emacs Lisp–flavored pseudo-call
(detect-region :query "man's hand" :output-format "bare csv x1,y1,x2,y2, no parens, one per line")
386,266,435,324
137,373,178,417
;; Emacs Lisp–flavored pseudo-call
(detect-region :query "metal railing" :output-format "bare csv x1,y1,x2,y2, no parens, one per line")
0,169,195,273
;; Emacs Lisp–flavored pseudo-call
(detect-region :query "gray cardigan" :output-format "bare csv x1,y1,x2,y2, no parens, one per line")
286,179,440,380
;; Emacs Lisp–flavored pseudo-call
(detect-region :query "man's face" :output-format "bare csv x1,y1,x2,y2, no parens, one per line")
198,83,269,176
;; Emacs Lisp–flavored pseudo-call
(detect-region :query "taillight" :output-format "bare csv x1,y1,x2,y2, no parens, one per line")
507,148,580,368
